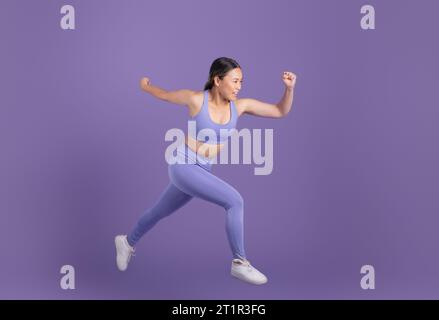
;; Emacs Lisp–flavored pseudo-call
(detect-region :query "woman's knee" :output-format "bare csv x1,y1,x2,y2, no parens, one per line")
227,190,244,210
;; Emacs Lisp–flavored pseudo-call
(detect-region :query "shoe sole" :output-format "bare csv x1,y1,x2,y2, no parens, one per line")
231,270,268,285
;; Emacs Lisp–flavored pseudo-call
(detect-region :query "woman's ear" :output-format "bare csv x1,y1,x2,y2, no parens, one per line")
214,76,221,87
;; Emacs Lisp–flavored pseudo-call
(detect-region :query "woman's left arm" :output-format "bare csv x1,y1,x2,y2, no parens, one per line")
238,71,297,118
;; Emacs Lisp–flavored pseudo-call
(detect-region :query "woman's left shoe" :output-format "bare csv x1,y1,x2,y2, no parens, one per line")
114,235,135,271
231,258,268,285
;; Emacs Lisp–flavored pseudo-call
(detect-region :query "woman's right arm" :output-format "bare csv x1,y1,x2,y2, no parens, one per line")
140,77,196,107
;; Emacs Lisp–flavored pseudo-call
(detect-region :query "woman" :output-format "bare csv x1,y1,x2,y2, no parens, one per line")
115,57,297,285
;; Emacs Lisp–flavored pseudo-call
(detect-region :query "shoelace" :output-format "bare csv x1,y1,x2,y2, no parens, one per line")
127,249,135,263
124,237,136,257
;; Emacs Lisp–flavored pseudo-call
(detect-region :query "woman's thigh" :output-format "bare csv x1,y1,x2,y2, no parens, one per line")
168,164,243,209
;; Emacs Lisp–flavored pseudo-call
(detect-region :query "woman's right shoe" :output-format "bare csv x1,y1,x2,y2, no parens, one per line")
114,235,135,271
231,258,268,285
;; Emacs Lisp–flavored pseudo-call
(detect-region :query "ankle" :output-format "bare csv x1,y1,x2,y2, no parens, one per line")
125,236,135,249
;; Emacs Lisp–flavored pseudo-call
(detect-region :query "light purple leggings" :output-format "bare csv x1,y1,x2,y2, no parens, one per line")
127,144,246,259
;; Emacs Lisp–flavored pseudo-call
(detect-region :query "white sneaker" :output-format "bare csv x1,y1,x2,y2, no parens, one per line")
115,235,135,271
231,258,268,285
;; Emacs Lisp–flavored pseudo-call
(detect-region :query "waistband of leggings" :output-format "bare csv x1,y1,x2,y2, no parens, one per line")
176,144,213,167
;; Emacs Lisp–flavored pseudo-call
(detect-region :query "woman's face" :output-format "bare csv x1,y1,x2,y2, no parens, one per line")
216,68,243,101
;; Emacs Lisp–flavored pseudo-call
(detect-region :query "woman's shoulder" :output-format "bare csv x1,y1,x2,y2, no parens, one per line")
192,90,205,100
187,90,206,116
234,98,248,117
191,90,205,107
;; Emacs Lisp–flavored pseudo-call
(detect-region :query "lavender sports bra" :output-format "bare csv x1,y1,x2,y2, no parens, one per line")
188,90,238,145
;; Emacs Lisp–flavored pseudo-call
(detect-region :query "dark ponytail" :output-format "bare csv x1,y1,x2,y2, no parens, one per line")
204,57,241,91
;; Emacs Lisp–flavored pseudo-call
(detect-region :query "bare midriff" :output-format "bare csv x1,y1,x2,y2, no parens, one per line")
185,135,225,159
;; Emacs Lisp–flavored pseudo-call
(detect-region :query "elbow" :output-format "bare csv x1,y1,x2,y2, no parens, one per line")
275,107,289,118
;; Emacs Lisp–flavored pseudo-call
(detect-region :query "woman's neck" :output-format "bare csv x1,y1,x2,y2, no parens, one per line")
209,88,229,108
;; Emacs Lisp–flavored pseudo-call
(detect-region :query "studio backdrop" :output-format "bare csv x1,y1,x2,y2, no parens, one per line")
1,0,438,299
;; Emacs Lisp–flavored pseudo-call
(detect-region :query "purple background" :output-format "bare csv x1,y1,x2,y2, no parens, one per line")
1,0,439,299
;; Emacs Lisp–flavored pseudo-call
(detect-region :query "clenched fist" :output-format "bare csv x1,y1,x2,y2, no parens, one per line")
140,77,150,90
282,71,297,89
